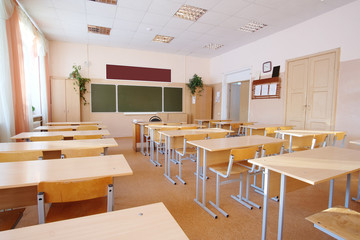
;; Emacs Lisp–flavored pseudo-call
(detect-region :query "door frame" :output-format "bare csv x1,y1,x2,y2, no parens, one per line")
221,67,251,120
284,48,340,129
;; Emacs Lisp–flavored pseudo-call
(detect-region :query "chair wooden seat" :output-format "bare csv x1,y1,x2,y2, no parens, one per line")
207,132,228,139
45,197,108,223
306,206,360,240
0,208,25,231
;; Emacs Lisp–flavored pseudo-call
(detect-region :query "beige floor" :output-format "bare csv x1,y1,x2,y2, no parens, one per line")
16,137,360,239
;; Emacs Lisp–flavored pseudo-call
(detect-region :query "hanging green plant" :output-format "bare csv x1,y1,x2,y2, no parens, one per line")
186,74,204,95
69,65,91,105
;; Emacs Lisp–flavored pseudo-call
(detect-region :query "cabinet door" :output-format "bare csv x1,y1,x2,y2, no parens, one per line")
285,59,308,129
65,79,80,121
305,52,336,130
51,78,66,122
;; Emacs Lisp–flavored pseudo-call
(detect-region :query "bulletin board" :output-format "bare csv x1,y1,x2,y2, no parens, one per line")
251,77,281,99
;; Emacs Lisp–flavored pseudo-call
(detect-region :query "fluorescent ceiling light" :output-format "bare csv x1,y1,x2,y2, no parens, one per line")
89,0,117,5
88,25,111,35
203,43,224,50
239,21,267,33
174,5,207,22
153,35,174,43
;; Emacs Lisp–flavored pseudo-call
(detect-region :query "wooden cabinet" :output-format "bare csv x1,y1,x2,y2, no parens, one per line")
190,86,212,123
51,78,80,122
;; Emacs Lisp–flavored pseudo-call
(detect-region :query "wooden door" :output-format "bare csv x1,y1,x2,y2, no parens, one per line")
190,86,212,123
285,59,308,129
51,79,66,122
65,79,80,122
305,52,336,130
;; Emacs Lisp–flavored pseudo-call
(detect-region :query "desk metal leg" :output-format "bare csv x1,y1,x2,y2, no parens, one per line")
329,179,334,208
140,125,146,156
352,173,360,201
149,130,157,166
250,129,252,136
278,174,286,240
345,174,351,208
195,147,200,202
164,136,176,184
262,168,270,240
289,136,293,153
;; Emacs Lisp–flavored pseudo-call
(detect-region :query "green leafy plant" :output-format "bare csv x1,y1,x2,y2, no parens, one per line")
69,65,90,105
186,74,204,95
32,106,35,112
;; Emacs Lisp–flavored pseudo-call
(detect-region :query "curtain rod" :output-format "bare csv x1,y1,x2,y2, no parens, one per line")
15,0,44,36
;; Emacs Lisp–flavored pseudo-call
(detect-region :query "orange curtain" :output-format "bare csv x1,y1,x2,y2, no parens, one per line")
44,53,51,122
6,7,29,134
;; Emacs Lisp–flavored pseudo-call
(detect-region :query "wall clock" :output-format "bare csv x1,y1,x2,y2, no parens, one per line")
263,61,272,73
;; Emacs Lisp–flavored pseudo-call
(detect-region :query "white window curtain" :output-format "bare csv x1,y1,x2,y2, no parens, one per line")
37,34,49,125
0,0,15,142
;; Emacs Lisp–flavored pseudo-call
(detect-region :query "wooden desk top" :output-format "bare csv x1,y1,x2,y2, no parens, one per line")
0,138,118,153
159,128,232,137
243,124,292,129
188,135,285,152
275,129,344,137
249,147,360,185
0,202,189,240
34,125,107,131
135,121,186,126
11,130,110,140
0,154,132,189
349,140,360,145
47,121,102,126
146,124,203,130
216,121,256,126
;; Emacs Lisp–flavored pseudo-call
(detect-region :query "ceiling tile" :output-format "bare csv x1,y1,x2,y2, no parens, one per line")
56,9,86,24
220,16,249,30
117,0,153,11
63,22,88,35
211,0,252,15
86,1,117,18
115,7,146,23
112,20,140,32
177,31,202,41
184,0,219,10
141,13,172,27
164,17,194,30
136,23,163,34
109,31,135,41
235,3,274,20
148,0,183,17
159,26,185,38
197,11,228,26
87,14,114,28
52,0,86,12
186,22,214,33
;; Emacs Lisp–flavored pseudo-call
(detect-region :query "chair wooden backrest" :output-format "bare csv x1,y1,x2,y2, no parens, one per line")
179,134,207,155
239,122,253,135
284,135,315,151
207,132,228,139
73,135,103,140
314,134,327,148
264,127,278,138
76,125,99,131
30,135,64,142
48,128,73,132
251,129,265,136
230,123,241,132
332,132,346,148
61,147,104,158
279,126,293,130
180,126,197,130
0,151,43,162
261,142,284,157
38,177,113,203
209,120,221,128
154,127,178,143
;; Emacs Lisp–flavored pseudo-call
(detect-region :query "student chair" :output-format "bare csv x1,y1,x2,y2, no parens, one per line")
279,126,293,130
208,146,259,217
284,135,315,152
76,125,99,131
180,126,197,130
313,134,328,148
29,135,64,142
332,132,346,148
207,132,228,139
0,150,43,162
264,127,278,138
48,128,73,132
229,123,241,137
154,127,178,166
73,135,103,140
209,120,221,128
239,123,254,136
37,177,113,224
61,147,104,158
175,133,207,184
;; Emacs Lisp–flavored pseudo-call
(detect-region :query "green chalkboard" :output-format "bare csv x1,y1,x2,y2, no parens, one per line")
91,84,116,112
164,87,182,112
118,85,162,112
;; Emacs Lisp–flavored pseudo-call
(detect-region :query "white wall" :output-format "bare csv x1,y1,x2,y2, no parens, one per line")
208,0,360,132
49,42,210,137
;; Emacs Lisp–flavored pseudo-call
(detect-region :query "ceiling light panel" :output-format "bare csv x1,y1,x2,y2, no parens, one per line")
174,5,207,22
89,0,117,5
239,21,267,33
153,35,174,43
203,43,224,50
88,25,111,35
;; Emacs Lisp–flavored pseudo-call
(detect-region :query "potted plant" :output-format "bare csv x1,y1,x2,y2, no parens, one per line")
186,74,204,95
69,65,91,105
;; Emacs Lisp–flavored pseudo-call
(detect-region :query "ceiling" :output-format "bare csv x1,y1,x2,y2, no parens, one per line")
18,0,356,57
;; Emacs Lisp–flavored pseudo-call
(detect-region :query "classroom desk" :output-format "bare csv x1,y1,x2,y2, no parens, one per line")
248,147,360,240
0,154,132,209
146,124,204,166
188,136,286,218
242,124,293,136
215,121,255,129
195,119,233,128
11,130,110,141
159,128,233,184
46,121,101,126
275,129,345,151
0,202,188,240
133,121,186,155
34,125,107,131
350,140,360,202
0,138,117,155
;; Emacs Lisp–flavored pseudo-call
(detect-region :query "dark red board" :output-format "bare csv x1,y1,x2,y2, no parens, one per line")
106,64,171,82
